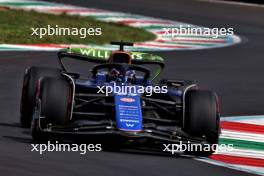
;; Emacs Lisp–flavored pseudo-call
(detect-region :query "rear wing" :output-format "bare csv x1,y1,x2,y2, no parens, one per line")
58,47,165,80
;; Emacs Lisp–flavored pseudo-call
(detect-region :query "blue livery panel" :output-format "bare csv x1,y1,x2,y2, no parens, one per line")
114,94,143,131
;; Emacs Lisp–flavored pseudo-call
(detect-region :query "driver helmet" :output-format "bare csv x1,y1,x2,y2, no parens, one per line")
108,52,133,83
109,68,122,82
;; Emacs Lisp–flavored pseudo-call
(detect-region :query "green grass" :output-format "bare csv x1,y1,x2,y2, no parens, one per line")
0,8,156,44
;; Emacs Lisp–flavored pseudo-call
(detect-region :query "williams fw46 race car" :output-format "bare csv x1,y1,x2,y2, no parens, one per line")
20,41,220,156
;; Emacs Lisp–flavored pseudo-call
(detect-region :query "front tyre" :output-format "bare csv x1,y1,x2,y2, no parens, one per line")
20,67,60,128
183,90,220,156
32,77,72,141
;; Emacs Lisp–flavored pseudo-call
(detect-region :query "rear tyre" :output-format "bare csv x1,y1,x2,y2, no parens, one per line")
32,77,72,141
183,90,220,156
20,67,60,128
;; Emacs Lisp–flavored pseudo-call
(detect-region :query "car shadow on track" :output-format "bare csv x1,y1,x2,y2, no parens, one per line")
0,122,197,159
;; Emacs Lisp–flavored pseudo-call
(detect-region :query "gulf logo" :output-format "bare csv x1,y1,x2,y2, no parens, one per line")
120,97,135,103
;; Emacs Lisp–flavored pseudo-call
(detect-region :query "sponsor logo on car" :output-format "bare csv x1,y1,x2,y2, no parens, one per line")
125,123,134,127
120,97,135,103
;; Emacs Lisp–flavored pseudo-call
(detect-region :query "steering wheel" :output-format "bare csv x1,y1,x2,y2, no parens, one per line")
92,63,151,83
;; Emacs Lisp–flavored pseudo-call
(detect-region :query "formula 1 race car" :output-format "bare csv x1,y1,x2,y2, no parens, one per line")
20,41,220,156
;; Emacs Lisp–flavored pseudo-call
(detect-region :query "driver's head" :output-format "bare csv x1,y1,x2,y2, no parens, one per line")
109,69,136,83
109,68,122,82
